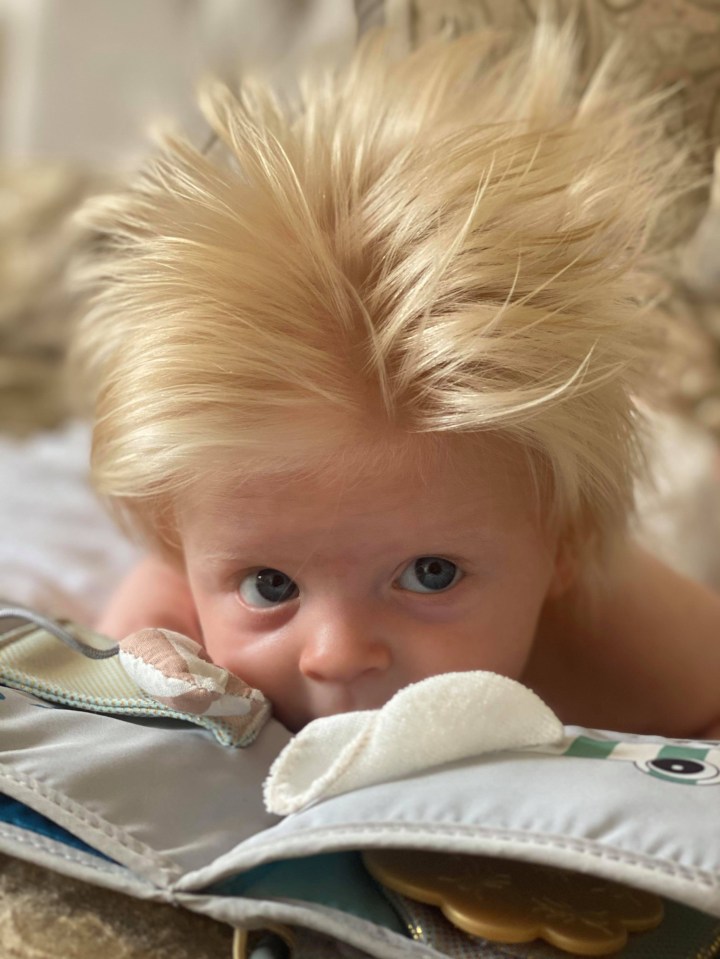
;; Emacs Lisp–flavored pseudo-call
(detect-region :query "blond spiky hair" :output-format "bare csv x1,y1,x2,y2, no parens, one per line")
73,21,689,559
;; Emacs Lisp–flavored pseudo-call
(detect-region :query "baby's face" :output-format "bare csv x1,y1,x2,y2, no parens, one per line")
179,437,567,731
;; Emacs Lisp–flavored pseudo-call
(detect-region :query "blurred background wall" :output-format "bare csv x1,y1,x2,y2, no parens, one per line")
0,0,355,170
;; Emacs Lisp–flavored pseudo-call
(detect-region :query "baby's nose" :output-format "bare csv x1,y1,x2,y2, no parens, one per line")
298,606,392,684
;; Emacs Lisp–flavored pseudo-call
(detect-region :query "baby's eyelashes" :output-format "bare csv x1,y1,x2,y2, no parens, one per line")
238,568,299,608
236,556,464,609
394,557,462,594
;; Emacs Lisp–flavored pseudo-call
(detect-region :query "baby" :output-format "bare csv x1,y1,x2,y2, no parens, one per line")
73,23,720,736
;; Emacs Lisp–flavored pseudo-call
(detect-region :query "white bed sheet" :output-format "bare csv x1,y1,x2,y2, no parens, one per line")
0,421,140,623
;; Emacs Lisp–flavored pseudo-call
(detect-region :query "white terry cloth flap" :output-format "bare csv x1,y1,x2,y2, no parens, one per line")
264,671,564,815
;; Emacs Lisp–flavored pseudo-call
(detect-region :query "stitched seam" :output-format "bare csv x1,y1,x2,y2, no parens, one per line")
0,764,181,882
2,671,186,712
0,823,130,876
239,822,720,888
0,676,260,746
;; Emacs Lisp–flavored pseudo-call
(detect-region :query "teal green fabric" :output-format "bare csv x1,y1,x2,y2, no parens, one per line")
0,793,116,863
207,852,405,935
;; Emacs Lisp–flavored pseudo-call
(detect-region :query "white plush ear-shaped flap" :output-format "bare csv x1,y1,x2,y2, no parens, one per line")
263,671,563,815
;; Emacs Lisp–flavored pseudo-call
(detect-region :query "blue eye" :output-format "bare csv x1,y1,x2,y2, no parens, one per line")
239,568,299,608
397,557,461,593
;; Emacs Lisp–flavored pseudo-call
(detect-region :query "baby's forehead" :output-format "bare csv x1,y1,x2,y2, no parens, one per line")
194,431,523,493
177,431,542,541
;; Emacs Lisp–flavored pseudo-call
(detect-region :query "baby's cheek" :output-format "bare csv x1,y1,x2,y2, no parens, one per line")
496,630,543,680
486,641,536,681
192,603,243,669
196,612,283,692
197,621,245,673
429,621,538,682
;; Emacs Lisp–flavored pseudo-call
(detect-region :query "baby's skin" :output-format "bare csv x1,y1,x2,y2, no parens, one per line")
98,435,720,737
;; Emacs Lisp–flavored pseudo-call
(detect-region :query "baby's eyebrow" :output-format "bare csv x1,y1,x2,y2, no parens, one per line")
197,521,502,566
197,538,311,568
198,543,269,566
199,548,244,566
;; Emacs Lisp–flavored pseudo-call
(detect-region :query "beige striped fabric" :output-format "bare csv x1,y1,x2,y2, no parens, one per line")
0,623,270,747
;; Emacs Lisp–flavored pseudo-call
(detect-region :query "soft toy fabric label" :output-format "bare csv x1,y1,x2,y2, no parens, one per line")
0,617,270,747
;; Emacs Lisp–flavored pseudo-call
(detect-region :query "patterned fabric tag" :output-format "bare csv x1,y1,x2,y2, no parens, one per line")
0,620,270,747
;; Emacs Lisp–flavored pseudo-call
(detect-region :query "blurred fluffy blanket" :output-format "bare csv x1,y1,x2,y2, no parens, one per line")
0,165,92,436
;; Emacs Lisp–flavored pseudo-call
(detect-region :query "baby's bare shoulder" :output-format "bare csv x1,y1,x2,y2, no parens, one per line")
526,544,720,738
